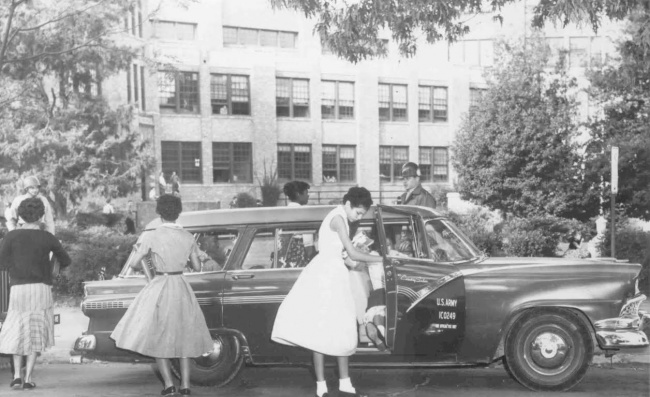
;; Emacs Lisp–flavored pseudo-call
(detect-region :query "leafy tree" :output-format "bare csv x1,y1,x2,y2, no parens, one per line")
584,10,650,221
0,0,153,214
452,38,599,220
270,0,649,62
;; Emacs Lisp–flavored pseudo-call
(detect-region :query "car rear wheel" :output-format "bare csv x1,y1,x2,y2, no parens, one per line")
171,333,244,387
504,309,593,392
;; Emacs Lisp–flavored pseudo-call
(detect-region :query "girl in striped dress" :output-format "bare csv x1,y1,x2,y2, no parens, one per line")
0,198,71,390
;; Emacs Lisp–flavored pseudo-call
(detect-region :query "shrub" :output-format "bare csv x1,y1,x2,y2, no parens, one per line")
235,192,258,208
429,184,454,209
257,159,281,206
601,226,650,295
500,216,562,257
54,225,138,297
74,211,123,229
447,208,503,256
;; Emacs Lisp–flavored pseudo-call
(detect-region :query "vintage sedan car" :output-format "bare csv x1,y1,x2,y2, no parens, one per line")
74,205,649,391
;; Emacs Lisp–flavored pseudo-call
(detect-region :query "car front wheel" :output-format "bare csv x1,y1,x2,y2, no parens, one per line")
504,309,593,392
171,333,244,387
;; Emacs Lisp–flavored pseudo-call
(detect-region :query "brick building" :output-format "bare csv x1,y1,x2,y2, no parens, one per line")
113,0,619,206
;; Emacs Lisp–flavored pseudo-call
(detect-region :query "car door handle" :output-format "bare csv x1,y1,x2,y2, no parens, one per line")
231,274,255,280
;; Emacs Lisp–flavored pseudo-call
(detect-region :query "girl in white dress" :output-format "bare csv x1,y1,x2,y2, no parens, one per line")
272,187,382,397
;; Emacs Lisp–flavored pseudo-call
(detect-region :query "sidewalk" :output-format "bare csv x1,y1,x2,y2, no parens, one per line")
35,302,650,365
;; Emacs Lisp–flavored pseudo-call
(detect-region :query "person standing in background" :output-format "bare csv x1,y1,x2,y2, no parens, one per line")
102,198,115,214
6,176,55,235
158,172,167,195
170,172,181,196
398,162,437,209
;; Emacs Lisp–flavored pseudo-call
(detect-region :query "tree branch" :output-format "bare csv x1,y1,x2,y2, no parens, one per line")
15,0,109,33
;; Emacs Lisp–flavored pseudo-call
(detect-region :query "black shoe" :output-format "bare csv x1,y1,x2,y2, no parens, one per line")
180,388,191,395
339,391,368,397
161,385,177,396
365,322,387,351
10,378,22,390
22,381,36,390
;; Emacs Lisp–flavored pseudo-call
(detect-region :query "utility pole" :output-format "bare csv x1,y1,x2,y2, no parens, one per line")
611,146,619,258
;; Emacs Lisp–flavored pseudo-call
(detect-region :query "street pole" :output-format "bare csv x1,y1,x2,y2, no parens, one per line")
611,146,619,258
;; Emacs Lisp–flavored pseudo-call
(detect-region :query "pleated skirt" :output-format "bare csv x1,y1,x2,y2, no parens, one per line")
0,283,54,355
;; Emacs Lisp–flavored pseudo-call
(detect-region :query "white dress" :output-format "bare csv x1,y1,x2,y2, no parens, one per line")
271,206,357,356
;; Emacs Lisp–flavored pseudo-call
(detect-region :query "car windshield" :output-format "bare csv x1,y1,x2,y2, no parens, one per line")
424,219,481,262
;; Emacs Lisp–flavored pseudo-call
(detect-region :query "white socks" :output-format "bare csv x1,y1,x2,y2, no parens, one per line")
316,380,328,397
339,377,356,394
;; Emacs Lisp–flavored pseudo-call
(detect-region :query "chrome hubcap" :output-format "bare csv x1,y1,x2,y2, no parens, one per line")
524,329,573,375
194,336,225,368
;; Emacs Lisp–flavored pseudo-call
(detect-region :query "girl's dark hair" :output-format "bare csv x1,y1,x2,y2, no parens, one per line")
283,181,310,201
156,194,183,221
17,197,45,223
342,187,373,209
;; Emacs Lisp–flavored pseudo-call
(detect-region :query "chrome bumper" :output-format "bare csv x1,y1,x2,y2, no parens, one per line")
594,294,649,349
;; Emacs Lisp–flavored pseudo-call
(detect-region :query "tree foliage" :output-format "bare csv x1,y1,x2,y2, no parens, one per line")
270,0,650,62
584,10,650,221
0,0,153,214
452,38,599,220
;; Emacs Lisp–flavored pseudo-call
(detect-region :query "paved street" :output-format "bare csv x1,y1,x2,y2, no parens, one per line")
0,362,648,396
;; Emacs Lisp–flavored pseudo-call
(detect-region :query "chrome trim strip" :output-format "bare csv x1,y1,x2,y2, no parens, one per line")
596,330,649,348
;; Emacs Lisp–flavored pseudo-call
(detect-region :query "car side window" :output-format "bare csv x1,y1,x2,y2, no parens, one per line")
237,226,319,271
189,229,239,273
382,221,422,258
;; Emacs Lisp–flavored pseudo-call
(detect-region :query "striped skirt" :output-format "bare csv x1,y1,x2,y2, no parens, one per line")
0,283,54,355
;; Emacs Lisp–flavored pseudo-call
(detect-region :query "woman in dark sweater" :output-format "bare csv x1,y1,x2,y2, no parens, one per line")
0,198,71,390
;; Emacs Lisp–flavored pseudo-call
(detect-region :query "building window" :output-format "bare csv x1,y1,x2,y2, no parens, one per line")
154,21,197,40
276,78,309,118
223,26,297,48
379,146,408,182
212,142,252,183
420,147,449,182
210,74,250,115
378,83,407,121
161,141,202,184
449,40,494,67
125,1,143,38
419,86,447,122
321,81,354,120
322,145,356,183
278,144,311,181
128,64,146,110
158,71,199,114
469,88,486,109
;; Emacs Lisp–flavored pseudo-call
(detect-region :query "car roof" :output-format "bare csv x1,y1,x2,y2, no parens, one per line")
145,204,443,230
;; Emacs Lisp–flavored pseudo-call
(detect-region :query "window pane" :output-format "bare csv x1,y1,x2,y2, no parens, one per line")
339,146,355,182
181,142,202,183
278,32,296,48
392,85,407,121
176,23,196,40
158,71,176,108
465,40,480,66
545,37,566,66
276,78,291,117
232,143,252,182
277,144,293,179
338,82,354,119
239,28,258,45
570,37,589,67
433,87,447,120
321,81,336,119
418,86,432,122
212,142,231,183
178,72,199,113
293,145,311,180
433,147,448,182
231,75,250,115
161,141,180,177
155,21,176,40
210,74,228,114
379,146,392,181
292,79,310,118
393,147,408,180
260,30,278,46
378,84,390,121
419,147,433,181
223,27,238,44
322,145,337,182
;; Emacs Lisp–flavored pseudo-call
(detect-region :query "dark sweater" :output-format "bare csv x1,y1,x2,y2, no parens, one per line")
0,229,71,286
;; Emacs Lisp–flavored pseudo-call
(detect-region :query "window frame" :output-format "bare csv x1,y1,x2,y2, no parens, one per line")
161,141,203,184
276,77,310,118
223,26,298,48
153,20,197,41
379,145,409,183
321,80,355,120
322,144,356,183
419,146,449,183
212,142,253,183
158,70,200,114
277,143,312,181
418,85,448,122
378,83,408,122
210,74,251,116
469,87,486,110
